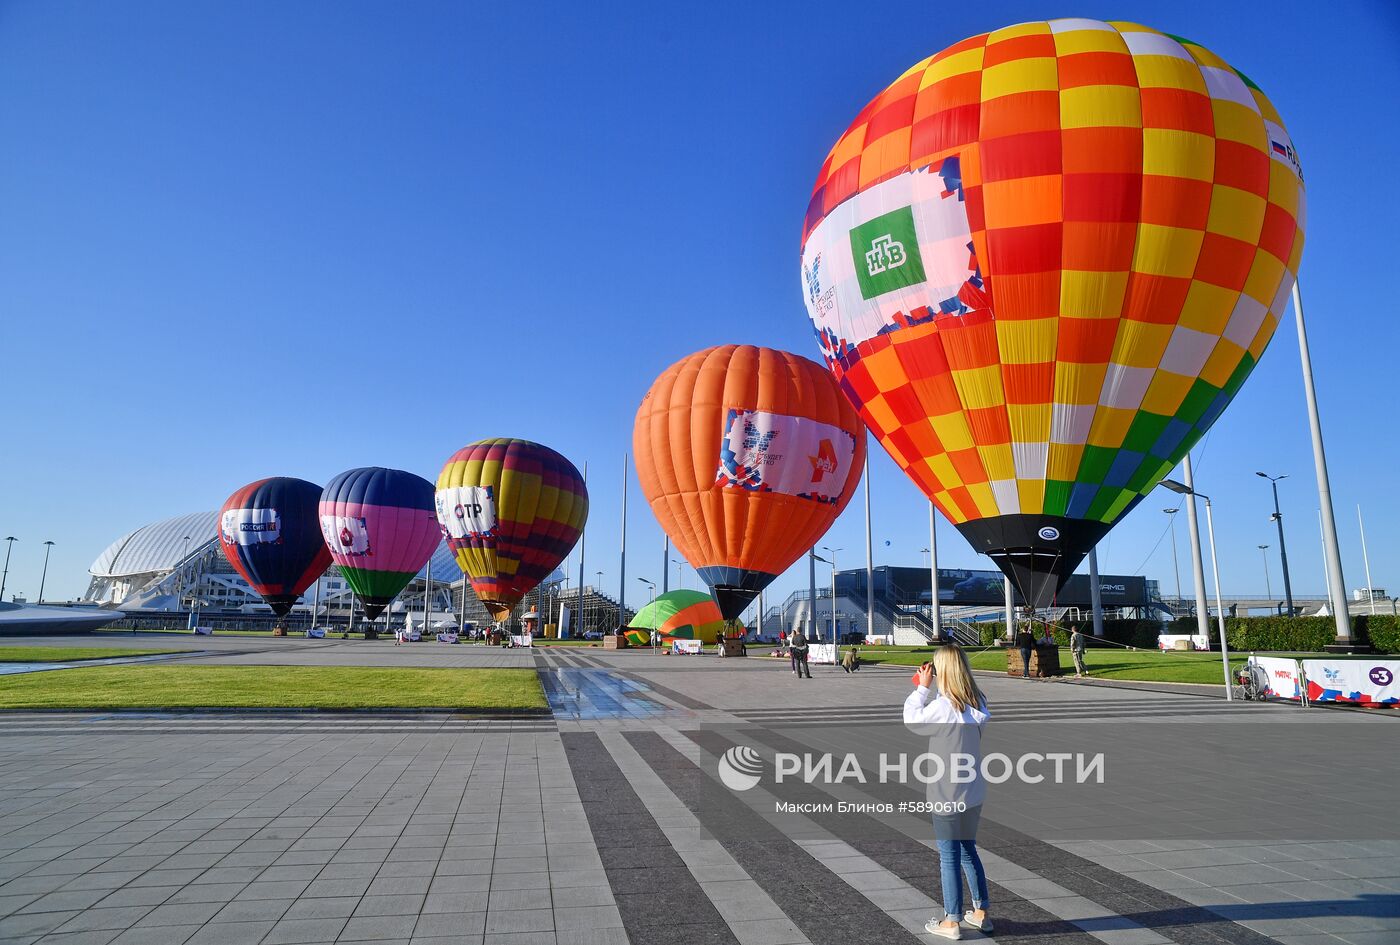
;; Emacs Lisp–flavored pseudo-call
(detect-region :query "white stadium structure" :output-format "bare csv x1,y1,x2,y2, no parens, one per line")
86,511,488,627
83,512,623,632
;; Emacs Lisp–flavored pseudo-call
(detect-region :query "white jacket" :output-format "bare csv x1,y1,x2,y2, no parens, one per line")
903,686,991,807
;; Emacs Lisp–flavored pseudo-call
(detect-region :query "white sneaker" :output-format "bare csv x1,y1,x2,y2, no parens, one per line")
962,911,993,933
925,917,962,939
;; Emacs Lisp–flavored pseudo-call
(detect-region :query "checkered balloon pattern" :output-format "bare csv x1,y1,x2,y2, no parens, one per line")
801,19,1304,540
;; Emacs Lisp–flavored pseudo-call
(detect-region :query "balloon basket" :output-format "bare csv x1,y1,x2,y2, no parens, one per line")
364,630,379,641
272,627,286,637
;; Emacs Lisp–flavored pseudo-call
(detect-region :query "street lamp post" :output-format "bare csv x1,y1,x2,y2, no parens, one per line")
0,537,16,602
821,546,841,642
1160,479,1232,700
38,540,55,604
1163,508,1183,612
594,570,604,633
637,577,655,603
1258,545,1272,602
1256,472,1295,617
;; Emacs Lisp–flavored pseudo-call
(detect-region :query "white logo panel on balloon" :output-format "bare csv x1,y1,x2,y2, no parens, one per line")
715,409,856,504
221,508,281,546
801,158,979,360
320,514,372,558
435,485,498,540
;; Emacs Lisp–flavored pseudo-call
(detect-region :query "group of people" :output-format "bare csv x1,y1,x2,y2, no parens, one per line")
779,629,860,677
1013,624,1091,678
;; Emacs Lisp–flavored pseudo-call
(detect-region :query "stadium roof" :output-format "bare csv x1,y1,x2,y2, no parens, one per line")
90,511,461,581
90,512,217,578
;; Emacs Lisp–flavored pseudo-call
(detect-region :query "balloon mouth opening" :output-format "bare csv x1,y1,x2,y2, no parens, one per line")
952,514,1117,609
485,603,514,622
265,597,296,618
361,603,388,621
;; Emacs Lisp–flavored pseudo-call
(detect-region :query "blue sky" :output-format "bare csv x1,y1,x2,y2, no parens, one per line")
2,0,1397,610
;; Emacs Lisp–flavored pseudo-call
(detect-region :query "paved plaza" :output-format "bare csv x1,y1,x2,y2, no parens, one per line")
1,635,1397,945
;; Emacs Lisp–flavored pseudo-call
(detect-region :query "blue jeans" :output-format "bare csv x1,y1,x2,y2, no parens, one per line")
933,807,988,919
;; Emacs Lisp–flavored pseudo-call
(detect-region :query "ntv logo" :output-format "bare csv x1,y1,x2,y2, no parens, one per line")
865,233,907,277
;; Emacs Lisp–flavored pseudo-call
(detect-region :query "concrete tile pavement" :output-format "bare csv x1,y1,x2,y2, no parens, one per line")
2,638,1398,945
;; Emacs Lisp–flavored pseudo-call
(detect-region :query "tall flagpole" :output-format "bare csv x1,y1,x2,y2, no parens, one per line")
1183,454,1211,643
928,501,939,639
1358,505,1375,616
1292,280,1354,646
576,461,587,639
864,463,874,641
619,453,628,627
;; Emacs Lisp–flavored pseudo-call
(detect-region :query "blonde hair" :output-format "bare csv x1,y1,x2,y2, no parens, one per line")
933,645,985,713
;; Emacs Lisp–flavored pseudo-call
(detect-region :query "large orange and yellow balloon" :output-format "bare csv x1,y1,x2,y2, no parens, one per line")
800,19,1305,604
634,346,866,619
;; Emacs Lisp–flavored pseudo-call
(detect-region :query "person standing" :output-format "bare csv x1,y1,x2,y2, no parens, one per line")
1015,627,1035,678
789,629,811,678
904,646,993,940
1070,626,1088,678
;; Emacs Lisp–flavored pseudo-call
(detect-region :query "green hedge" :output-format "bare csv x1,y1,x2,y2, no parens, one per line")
979,619,1160,649
977,622,1006,646
1364,614,1400,654
1223,615,1360,652
974,615,1399,654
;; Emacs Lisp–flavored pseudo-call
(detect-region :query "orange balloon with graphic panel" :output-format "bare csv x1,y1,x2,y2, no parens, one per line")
633,345,866,620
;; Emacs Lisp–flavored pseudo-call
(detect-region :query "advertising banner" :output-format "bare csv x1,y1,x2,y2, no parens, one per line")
1249,655,1304,701
435,632,459,644
671,639,703,655
305,627,326,639
320,515,371,556
221,508,281,546
435,485,498,540
509,633,534,648
715,409,857,503
1157,634,1209,651
809,643,837,665
1302,659,1400,705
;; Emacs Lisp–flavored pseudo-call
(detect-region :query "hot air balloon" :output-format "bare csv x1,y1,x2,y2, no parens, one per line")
319,467,440,622
625,589,745,646
434,439,588,624
800,19,1304,605
217,477,331,619
634,345,867,620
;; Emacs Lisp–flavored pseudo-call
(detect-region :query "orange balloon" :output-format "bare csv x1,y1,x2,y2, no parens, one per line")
634,345,867,619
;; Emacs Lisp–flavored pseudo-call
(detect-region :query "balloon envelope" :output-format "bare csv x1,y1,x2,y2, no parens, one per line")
800,19,1305,604
218,477,331,617
319,467,440,621
634,345,866,620
627,589,744,645
435,439,588,622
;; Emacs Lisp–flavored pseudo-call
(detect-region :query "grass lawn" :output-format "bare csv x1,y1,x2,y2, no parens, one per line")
0,646,182,663
857,645,1300,685
99,628,282,637
0,666,546,711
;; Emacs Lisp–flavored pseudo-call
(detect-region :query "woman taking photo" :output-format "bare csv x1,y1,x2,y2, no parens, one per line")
904,645,992,940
